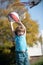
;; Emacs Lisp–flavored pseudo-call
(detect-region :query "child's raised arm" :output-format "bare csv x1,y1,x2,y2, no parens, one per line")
10,22,15,37
10,22,14,32
8,15,15,36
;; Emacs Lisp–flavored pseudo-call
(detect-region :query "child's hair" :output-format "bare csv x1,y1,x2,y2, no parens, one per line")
15,26,25,35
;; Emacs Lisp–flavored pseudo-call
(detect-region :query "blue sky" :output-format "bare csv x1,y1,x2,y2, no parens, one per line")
20,0,43,31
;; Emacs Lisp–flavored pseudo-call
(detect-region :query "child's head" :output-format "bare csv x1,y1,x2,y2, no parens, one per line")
15,26,25,36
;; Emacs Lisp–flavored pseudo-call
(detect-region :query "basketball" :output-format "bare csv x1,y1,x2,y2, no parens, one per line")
8,12,20,22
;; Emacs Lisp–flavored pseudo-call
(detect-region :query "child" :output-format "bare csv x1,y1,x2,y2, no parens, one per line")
8,12,30,65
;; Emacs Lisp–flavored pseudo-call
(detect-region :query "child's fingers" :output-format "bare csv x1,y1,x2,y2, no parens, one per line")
8,16,15,22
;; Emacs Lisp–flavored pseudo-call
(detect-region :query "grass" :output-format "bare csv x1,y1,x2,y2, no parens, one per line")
30,56,43,65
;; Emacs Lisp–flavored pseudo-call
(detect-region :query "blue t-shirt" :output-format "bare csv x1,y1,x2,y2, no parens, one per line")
14,34,27,52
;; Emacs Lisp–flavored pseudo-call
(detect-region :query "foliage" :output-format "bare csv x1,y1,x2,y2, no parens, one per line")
38,35,42,44
22,13,39,46
0,46,16,65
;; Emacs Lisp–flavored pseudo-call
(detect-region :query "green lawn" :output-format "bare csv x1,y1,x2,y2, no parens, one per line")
30,56,43,65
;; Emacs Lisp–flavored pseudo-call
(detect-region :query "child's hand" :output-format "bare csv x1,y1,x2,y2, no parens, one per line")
8,16,15,23
16,19,21,24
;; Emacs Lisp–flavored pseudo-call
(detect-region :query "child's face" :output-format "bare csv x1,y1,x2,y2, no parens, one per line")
17,31,24,36
15,26,25,36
